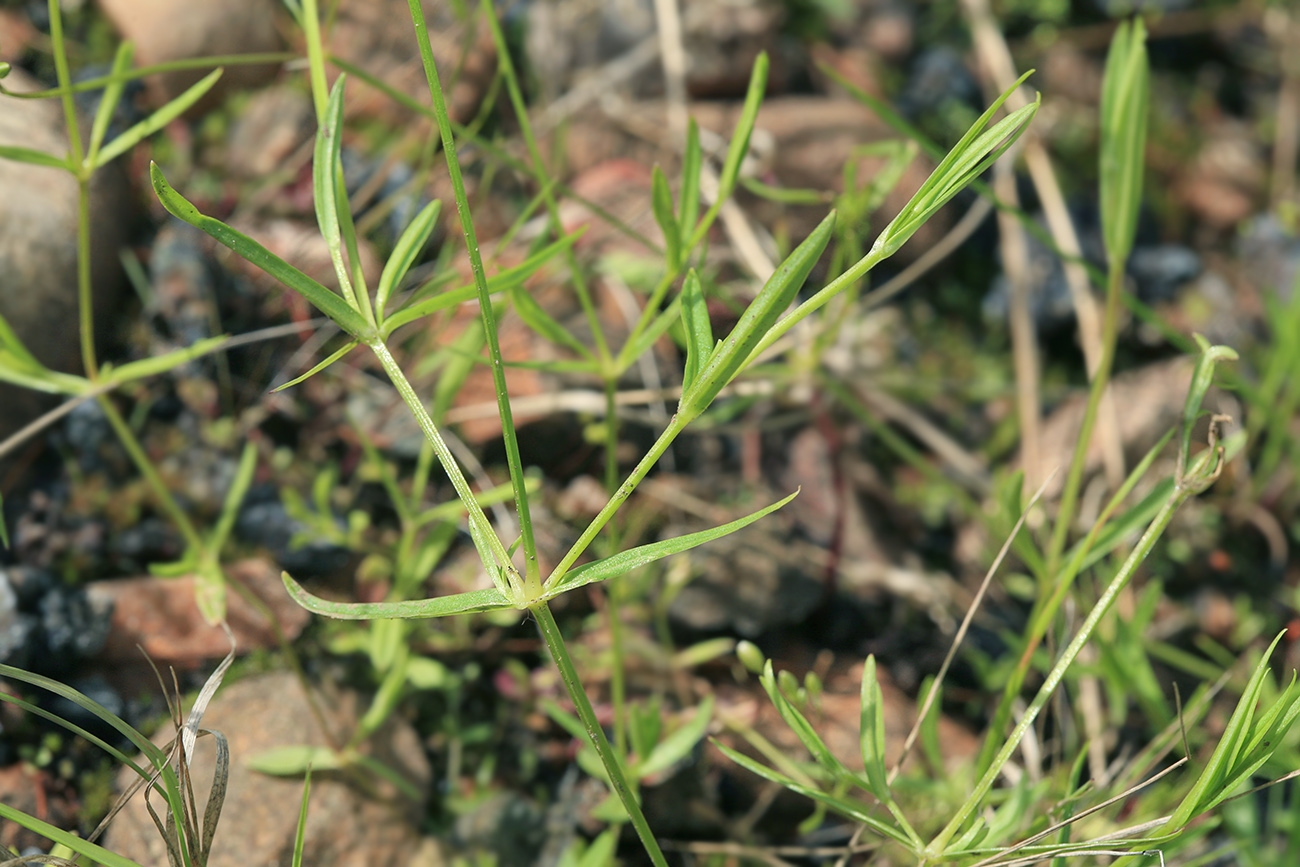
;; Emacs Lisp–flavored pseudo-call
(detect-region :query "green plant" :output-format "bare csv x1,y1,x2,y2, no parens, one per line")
0,0,297,625
137,0,1037,860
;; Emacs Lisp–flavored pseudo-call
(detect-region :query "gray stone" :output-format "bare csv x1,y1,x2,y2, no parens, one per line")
104,670,433,867
95,0,283,112
0,67,135,443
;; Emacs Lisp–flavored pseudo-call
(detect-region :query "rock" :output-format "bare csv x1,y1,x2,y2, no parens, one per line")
94,0,283,111
86,559,311,667
104,670,432,867
0,67,136,443
226,84,315,181
0,565,112,678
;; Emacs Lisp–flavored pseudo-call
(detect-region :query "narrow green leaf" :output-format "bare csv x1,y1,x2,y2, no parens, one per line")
291,764,312,867
150,163,372,338
86,41,134,165
376,199,441,322
0,310,48,370
209,442,257,555
97,69,222,165
0,363,88,395
382,230,581,336
713,741,916,848
0,801,145,867
874,95,1038,259
717,53,769,201
638,696,715,779
679,119,702,247
762,660,850,781
272,340,359,392
1099,18,1149,266
313,75,357,308
0,663,165,767
282,571,514,619
248,745,343,776
0,491,8,548
106,335,231,383
1166,631,1287,828
0,144,70,169
679,270,712,393
545,490,797,597
682,212,835,417
651,165,681,269
859,655,889,798
509,283,595,361
358,648,409,738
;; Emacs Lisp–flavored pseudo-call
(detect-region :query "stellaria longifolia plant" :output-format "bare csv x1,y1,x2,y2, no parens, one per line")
721,19,1299,867
0,0,301,625
142,0,1038,860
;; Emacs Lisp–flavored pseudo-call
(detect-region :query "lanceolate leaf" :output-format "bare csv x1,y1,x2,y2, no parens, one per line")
713,742,916,849
376,198,441,321
382,230,581,336
717,53,769,202
679,270,712,392
272,340,360,393
150,163,372,338
681,213,835,418
0,144,71,169
1099,18,1149,267
282,571,513,619
313,76,358,308
651,165,681,269
97,69,223,166
544,490,798,598
679,119,702,248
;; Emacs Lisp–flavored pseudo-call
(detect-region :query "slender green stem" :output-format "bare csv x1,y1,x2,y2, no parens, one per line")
406,0,540,595
95,395,203,552
76,180,98,378
1045,259,1124,575
545,412,690,588
479,0,610,366
975,258,1126,777
300,0,330,121
532,601,668,867
929,485,1187,856
47,0,83,167
368,340,514,586
601,381,628,755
